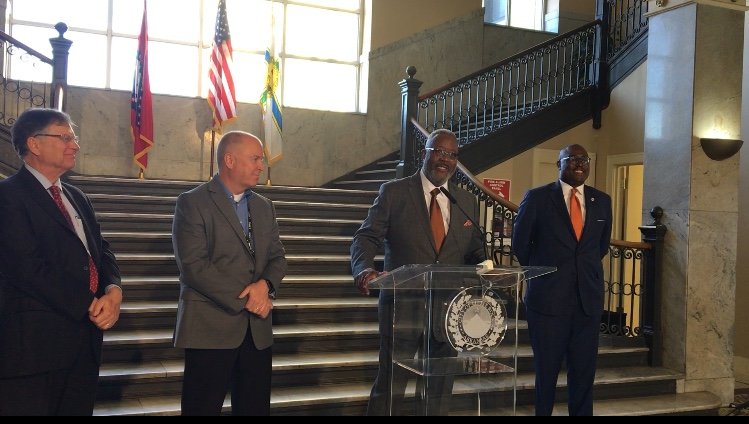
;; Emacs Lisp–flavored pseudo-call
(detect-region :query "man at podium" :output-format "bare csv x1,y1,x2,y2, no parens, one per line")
350,129,486,415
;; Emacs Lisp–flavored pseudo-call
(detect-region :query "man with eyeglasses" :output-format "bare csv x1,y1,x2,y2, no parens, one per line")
512,144,612,416
172,131,286,415
350,128,486,415
0,108,122,415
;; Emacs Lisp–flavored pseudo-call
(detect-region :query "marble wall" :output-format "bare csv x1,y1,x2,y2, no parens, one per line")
736,6,749,385
643,3,742,403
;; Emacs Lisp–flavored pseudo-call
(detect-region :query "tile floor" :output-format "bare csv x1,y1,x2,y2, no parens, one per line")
721,380,749,416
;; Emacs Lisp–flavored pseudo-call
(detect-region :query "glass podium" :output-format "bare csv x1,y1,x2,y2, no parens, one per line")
368,264,555,416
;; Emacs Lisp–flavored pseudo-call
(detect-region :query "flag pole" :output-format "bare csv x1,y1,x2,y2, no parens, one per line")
266,166,272,186
138,168,145,180
209,129,216,180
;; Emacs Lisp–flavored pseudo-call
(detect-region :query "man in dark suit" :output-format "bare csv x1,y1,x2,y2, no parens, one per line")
0,108,122,416
350,129,486,415
512,144,612,416
172,131,287,416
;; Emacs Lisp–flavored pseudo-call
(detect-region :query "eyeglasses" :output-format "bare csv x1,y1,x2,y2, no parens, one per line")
425,147,459,160
560,155,591,165
34,133,80,144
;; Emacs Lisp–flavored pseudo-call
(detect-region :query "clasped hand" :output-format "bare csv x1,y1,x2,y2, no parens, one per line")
89,286,123,331
239,279,274,319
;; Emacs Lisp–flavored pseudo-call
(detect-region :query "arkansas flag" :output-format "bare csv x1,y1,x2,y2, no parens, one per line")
131,0,154,176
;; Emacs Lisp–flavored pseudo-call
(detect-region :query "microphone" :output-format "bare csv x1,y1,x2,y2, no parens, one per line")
439,187,492,269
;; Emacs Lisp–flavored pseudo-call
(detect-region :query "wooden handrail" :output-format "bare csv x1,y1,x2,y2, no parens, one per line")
411,118,519,212
609,239,651,250
0,31,53,65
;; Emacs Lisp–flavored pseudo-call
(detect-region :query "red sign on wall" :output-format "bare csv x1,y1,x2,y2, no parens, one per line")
483,178,511,201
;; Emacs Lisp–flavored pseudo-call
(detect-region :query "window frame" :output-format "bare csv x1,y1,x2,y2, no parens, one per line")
6,0,369,113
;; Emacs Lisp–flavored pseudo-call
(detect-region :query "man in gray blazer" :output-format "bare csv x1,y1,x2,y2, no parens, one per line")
350,129,486,415
172,131,287,416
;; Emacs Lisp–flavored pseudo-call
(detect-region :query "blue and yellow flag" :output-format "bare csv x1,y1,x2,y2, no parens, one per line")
260,7,282,166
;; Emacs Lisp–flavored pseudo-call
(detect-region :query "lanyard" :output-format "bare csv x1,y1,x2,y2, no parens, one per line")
246,198,255,255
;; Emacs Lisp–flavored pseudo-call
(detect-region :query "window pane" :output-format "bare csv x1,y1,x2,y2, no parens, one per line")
284,59,356,112
11,0,108,31
292,0,361,12
148,42,200,97
286,5,358,62
66,31,108,88
227,0,273,52
112,0,145,36
6,25,53,83
113,0,201,41
232,52,267,104
201,0,274,52
110,37,139,91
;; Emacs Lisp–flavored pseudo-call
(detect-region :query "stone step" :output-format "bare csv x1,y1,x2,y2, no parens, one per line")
331,179,389,191
116,297,379,329
89,194,372,219
120,274,362,301
105,232,354,255
102,323,382,362
93,366,711,416
98,213,364,235
113,253,381,276
355,168,396,181
68,175,378,204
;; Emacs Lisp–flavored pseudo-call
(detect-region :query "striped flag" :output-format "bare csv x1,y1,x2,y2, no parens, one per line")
260,4,283,165
131,0,154,177
207,0,237,129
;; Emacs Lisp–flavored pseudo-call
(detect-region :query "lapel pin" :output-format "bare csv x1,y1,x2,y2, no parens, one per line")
590,197,595,202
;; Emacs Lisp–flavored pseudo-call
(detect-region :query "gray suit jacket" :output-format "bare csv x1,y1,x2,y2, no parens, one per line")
351,172,486,276
172,176,287,350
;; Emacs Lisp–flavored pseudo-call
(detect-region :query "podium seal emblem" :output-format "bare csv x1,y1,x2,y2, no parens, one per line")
445,287,507,354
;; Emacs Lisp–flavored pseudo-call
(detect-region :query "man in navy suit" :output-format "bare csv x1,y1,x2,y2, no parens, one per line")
351,129,486,415
512,144,612,416
0,108,122,415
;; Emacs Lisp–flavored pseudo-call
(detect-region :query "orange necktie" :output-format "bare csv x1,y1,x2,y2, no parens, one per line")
570,187,583,241
430,188,445,252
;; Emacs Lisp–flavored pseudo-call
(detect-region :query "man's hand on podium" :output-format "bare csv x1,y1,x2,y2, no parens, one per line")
354,268,385,296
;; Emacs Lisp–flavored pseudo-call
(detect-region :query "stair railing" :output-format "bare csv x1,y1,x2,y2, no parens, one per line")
0,22,71,127
397,21,602,179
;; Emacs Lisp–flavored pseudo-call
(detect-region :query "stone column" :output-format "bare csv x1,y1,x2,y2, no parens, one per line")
643,0,745,404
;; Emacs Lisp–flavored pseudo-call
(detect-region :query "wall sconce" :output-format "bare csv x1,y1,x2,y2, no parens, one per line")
699,137,744,161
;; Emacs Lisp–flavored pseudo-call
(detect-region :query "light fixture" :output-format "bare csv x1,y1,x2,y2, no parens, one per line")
699,137,744,161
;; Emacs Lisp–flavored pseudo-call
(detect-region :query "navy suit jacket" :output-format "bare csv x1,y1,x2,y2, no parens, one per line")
512,181,612,317
0,166,121,378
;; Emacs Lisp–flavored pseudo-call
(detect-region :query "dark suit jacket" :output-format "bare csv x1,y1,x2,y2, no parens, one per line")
512,181,612,316
351,172,485,277
172,176,287,351
0,166,121,378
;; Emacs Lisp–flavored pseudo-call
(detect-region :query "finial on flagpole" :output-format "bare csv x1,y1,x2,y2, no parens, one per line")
138,169,145,180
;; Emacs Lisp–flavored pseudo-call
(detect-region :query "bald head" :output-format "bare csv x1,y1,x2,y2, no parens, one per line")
216,131,266,193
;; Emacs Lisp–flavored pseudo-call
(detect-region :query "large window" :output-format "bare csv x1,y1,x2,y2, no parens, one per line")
7,0,368,113
484,0,549,32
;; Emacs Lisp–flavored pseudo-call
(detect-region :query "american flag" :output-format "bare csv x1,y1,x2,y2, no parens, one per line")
131,0,153,176
207,0,236,129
